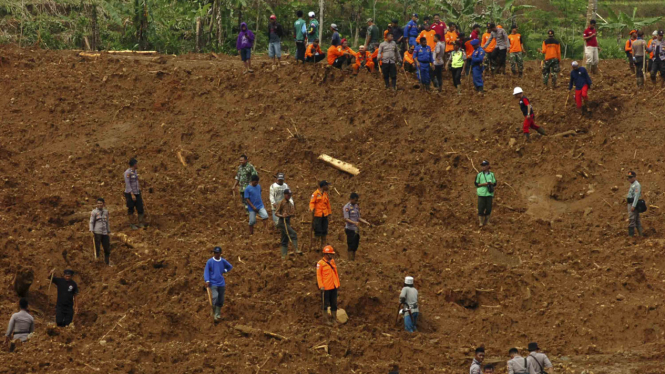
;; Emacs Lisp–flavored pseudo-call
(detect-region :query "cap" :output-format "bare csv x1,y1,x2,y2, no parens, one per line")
412,13,418,18
630,29,637,35
481,160,490,166
475,347,485,353
331,23,338,30
470,39,480,46
64,269,74,275
628,171,637,178
283,189,292,195
392,19,399,24
308,11,315,17
341,38,347,44
359,45,366,50
323,245,335,254
513,87,523,95
276,172,285,180
404,276,414,285
572,61,579,67
270,14,276,19
654,30,659,36
319,180,329,187
213,246,222,253
590,19,596,24
367,18,373,23
528,342,540,351
659,30,664,36
97,197,105,202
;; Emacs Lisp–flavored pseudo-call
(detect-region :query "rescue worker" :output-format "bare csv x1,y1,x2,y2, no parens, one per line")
378,32,402,90
625,30,637,72
275,189,300,258
646,30,665,86
340,39,357,59
204,247,233,322
470,39,486,93
305,39,326,63
403,44,417,74
307,12,319,45
647,30,657,73
310,181,332,249
245,175,269,235
89,197,111,265
450,42,465,94
4,298,34,351
431,14,447,43
366,18,381,52
444,23,459,69
626,171,643,237
539,30,561,87
399,276,419,333
293,10,307,63
414,36,434,90
475,160,497,227
416,22,437,53
631,30,648,87
526,342,553,374
49,269,79,327
433,34,446,90
327,42,351,69
508,25,525,76
568,61,593,114
481,23,497,71
354,45,375,74
343,193,371,261
124,158,145,229
507,348,528,374
583,19,599,74
390,19,405,54
317,245,340,325
269,173,292,226
483,23,510,74
404,13,420,48
464,34,475,76
471,347,485,374
232,154,258,209
513,87,545,141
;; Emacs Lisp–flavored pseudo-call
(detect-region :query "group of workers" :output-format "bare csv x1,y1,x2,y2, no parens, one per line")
468,343,554,374
623,28,665,87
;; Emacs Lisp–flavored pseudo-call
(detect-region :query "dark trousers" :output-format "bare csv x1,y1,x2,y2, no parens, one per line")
296,41,306,62
478,196,493,216
306,54,326,63
495,49,507,73
56,307,74,327
626,51,635,68
451,67,463,87
93,233,111,264
635,56,645,78
313,215,329,237
382,62,397,88
322,288,338,311
211,286,225,307
463,58,472,75
124,193,144,215
651,59,665,81
333,54,350,69
277,217,298,246
433,64,444,89
404,62,416,73
345,229,360,251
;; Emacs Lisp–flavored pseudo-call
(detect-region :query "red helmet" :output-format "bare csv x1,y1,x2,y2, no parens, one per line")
322,245,335,254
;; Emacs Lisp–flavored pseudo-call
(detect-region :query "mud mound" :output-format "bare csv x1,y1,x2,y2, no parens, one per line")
1,45,664,373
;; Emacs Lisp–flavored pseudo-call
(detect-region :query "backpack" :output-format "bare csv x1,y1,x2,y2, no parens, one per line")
637,199,647,213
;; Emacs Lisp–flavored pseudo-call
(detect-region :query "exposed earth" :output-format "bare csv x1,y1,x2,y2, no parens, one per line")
1,45,665,373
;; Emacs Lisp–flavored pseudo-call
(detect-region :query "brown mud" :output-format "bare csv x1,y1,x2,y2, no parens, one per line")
0,45,664,373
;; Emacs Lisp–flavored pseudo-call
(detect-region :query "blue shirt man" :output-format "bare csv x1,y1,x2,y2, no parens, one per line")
244,175,269,234
404,14,420,47
204,247,233,321
414,40,434,87
470,39,486,91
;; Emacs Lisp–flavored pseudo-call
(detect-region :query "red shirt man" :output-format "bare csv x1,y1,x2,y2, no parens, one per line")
583,23,598,47
430,14,447,42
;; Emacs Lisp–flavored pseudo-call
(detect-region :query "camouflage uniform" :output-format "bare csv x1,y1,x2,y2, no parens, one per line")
542,58,560,85
236,163,258,202
510,51,523,74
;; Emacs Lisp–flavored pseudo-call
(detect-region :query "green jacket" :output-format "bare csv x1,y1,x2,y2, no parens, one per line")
294,19,306,41
475,171,496,197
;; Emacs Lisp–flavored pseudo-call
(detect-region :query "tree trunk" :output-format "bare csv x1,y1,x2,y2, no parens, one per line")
354,8,360,48
217,1,223,47
91,4,98,51
319,0,324,43
586,0,597,24
253,0,260,51
209,0,217,47
196,17,201,52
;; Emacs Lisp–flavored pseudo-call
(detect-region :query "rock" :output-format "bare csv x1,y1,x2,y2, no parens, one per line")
583,207,593,217
611,186,619,192
556,174,563,179
509,138,516,148
616,294,625,301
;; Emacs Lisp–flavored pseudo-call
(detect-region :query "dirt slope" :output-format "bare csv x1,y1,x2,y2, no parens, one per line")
0,45,664,373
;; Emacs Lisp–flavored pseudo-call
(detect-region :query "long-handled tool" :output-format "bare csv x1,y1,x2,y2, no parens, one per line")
282,217,293,243
47,270,55,306
564,91,570,110
92,235,97,260
206,286,213,316
394,303,403,325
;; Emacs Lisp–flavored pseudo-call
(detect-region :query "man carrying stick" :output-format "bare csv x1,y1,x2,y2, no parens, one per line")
49,269,78,327
275,189,301,259
204,247,233,322
89,197,111,265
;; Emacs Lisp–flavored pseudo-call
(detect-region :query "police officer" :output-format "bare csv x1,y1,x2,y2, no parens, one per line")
526,342,553,374
626,171,643,237
49,269,79,327
470,347,485,374
507,348,528,374
342,193,371,261
124,158,145,229
89,197,111,264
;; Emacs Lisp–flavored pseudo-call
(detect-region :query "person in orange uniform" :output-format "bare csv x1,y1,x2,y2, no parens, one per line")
316,245,340,325
416,23,437,54
625,30,637,72
403,44,417,76
305,39,326,63
340,38,356,57
481,23,496,71
539,29,561,86
310,180,332,249
328,44,351,69
464,35,475,76
353,45,374,74
648,30,657,73
444,23,459,69
508,25,525,77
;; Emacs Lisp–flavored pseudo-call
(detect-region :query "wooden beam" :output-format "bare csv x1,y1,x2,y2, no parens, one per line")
318,154,360,176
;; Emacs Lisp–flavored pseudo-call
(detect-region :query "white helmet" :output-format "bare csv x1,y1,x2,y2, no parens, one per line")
404,276,414,285
308,11,315,17
654,30,659,36
513,87,523,95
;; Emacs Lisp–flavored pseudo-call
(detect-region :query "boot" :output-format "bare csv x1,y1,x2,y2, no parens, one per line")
457,87,462,95
519,71,523,78
294,239,302,254
637,226,644,237
525,133,531,142
320,236,326,249
129,215,139,230
629,227,635,237
214,306,221,321
280,246,288,260
137,214,146,228
348,251,355,261
536,127,546,136
104,253,110,265
637,77,643,87
331,311,338,325
479,216,485,227
484,215,490,226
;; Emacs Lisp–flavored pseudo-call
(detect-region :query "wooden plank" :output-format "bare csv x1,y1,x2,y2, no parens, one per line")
318,154,360,176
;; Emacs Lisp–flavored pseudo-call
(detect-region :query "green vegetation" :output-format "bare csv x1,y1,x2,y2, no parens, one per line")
0,0,661,60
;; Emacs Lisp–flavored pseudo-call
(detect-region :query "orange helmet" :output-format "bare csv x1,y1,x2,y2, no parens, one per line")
322,245,335,254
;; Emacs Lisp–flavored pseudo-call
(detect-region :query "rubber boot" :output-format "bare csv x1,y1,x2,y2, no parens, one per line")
280,246,288,260
320,236,326,249
629,227,635,237
536,127,546,136
104,253,110,265
479,216,485,227
331,311,338,325
214,306,221,321
637,226,644,237
294,239,302,254
129,215,139,230
138,214,146,228
391,77,397,91
484,215,490,226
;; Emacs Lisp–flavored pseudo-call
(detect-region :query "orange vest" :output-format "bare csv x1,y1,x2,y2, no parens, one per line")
625,39,633,52
404,51,415,64
306,44,322,58
309,189,331,217
417,30,437,51
508,33,522,53
465,40,474,58
355,50,373,66
648,39,655,59
317,258,340,290
482,32,496,53
445,31,458,52
327,45,344,65
541,40,561,61
341,46,357,57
